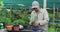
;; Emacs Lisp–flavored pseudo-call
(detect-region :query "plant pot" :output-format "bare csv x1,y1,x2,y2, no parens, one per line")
6,25,13,31
13,25,20,31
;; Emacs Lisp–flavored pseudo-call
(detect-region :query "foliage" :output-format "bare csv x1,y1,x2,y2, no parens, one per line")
0,1,4,7
0,8,12,25
5,18,12,25
13,19,25,25
13,14,30,25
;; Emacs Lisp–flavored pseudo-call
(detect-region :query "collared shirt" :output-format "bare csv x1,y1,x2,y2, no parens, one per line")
30,8,49,25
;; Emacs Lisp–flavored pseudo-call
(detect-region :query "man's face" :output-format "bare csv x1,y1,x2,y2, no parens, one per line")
33,7,40,12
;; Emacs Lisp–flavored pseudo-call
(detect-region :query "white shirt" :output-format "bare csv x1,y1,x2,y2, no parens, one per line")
30,9,49,32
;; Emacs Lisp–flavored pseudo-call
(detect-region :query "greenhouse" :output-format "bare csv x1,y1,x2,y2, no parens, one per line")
0,0,60,32
1,0,60,9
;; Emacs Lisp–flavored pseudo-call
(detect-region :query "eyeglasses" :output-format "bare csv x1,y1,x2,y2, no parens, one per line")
33,8,37,10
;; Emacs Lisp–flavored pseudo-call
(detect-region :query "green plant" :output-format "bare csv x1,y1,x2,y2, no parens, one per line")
5,18,12,25
13,19,25,25
21,14,30,24
0,8,14,25
12,14,30,25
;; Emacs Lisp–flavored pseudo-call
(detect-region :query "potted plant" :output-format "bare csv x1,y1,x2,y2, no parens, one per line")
12,19,25,31
5,18,13,32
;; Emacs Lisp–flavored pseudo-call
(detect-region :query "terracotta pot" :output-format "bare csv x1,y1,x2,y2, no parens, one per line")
6,25,13,31
13,25,20,31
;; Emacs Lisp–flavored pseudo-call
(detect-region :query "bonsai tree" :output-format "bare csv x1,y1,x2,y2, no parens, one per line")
5,18,12,25
13,19,25,25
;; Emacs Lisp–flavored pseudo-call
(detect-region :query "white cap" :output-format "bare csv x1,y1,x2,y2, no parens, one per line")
32,1,39,8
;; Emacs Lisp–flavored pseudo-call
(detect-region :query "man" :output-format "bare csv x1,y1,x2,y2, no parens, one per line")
29,1,49,32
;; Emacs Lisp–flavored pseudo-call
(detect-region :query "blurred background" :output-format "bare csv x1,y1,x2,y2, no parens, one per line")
0,0,60,32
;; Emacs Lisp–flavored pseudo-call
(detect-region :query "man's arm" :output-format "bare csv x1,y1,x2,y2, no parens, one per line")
38,9,49,25
29,11,35,25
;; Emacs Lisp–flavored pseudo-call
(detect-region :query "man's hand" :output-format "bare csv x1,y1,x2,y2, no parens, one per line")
33,21,40,26
29,22,32,26
29,21,40,26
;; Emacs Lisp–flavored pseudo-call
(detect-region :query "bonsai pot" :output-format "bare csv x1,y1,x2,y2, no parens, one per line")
13,25,20,31
6,25,13,31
